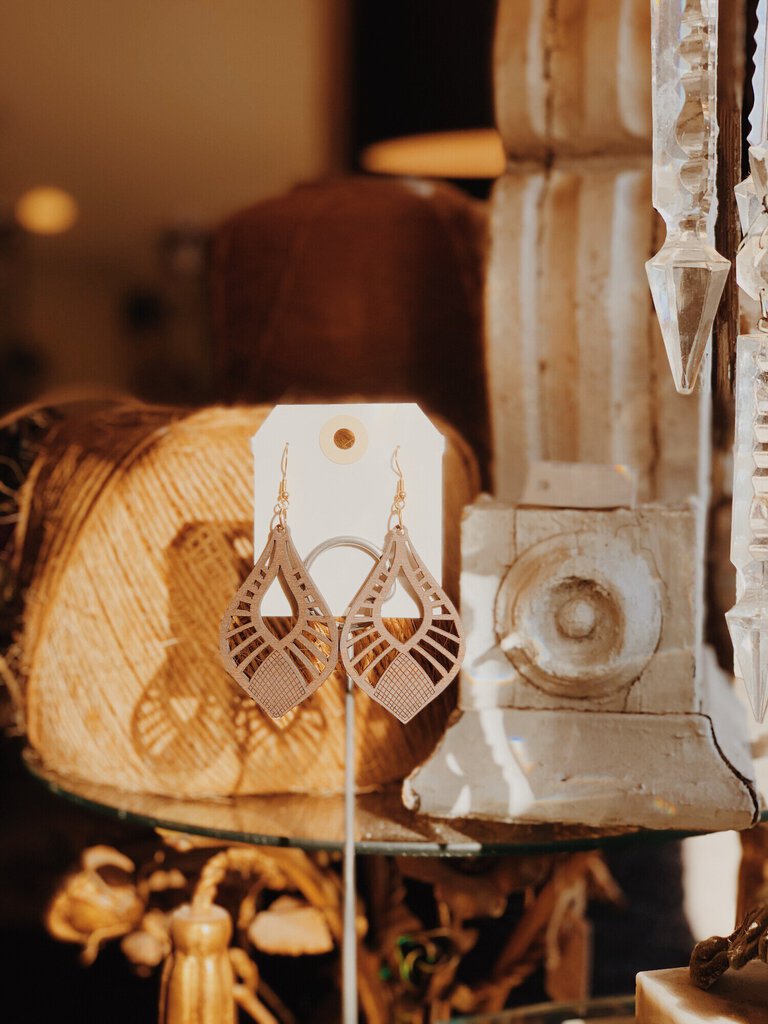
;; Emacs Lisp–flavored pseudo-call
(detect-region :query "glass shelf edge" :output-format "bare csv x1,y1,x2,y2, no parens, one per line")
23,749,767,858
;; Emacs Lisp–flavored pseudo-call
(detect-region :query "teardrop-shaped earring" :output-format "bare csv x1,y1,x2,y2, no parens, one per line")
339,447,465,723
219,444,339,718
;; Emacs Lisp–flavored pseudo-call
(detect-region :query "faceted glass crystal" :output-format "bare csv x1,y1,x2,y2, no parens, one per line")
749,495,768,535
726,597,768,722
756,372,768,413
736,221,768,300
648,0,729,392
756,414,768,444
646,241,730,393
730,1,768,725
732,339,768,575
734,0,768,232
729,338,768,722
735,177,761,235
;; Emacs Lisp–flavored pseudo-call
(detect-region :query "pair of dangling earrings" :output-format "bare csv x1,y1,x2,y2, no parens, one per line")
219,444,465,724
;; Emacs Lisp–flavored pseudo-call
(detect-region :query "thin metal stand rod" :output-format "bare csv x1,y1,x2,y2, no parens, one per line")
342,673,357,1024
304,538,379,1024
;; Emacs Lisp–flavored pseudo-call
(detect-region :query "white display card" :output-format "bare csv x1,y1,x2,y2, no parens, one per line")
252,403,444,616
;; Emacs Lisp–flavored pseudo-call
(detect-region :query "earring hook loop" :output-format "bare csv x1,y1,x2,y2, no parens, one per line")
389,445,406,532
270,442,290,530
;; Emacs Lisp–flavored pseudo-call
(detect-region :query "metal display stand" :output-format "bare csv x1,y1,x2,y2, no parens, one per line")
305,535,387,1024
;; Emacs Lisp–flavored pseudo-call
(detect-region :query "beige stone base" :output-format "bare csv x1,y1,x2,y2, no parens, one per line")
404,706,758,832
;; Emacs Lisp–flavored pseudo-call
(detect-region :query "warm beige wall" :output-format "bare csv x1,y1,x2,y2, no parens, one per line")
23,255,130,390
0,0,348,393
1,0,347,264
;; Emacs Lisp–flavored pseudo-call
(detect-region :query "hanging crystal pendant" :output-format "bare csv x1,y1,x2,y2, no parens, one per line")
727,592,768,723
727,335,768,723
735,0,768,233
727,148,768,723
646,0,730,394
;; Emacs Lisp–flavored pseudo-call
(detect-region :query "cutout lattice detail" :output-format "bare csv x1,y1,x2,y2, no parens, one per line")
340,527,465,723
220,526,339,718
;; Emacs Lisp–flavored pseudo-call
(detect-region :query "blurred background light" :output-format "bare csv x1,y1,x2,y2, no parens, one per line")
360,128,505,180
15,186,79,235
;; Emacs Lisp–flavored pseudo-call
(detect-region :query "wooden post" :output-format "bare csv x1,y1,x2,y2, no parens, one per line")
712,0,746,434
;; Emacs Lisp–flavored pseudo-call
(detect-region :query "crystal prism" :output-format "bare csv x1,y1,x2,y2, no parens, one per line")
736,222,768,301
735,178,760,236
726,597,768,723
647,0,730,393
736,0,768,241
736,146,768,302
750,495,768,535
752,0,768,149
728,4,768,723
646,241,730,394
728,336,768,721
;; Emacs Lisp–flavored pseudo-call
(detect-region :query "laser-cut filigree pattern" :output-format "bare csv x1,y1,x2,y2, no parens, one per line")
220,525,338,718
340,527,465,724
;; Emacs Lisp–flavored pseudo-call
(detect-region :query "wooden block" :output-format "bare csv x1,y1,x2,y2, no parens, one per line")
636,963,768,1023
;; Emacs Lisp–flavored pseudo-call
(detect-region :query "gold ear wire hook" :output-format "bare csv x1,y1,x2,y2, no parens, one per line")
389,445,406,531
281,442,289,481
271,442,290,530
392,445,404,480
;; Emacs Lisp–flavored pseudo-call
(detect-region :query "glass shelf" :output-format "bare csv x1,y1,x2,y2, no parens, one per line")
24,748,731,857
445,994,635,1023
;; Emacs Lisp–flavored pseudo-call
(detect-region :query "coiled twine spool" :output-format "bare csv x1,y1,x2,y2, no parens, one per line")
8,401,478,797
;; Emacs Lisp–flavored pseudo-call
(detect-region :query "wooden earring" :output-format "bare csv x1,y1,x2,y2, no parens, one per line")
339,447,465,723
219,444,339,718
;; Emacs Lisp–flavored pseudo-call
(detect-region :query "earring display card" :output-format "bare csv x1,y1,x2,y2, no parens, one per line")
251,404,445,616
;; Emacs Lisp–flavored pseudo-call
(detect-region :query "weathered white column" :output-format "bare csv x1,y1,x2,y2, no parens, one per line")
407,0,757,830
488,0,703,504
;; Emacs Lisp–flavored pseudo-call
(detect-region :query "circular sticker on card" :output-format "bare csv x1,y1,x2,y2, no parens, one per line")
318,414,369,464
